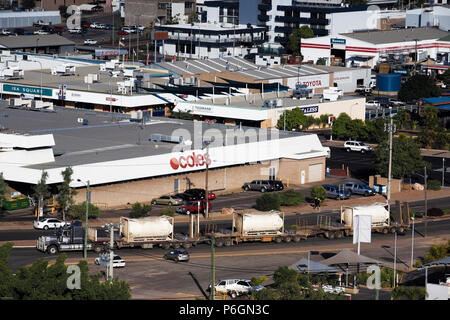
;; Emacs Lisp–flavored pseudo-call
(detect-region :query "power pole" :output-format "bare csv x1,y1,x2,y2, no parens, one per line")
424,166,427,237
210,233,215,300
136,14,141,62
385,107,395,214
442,158,445,188
84,181,90,259
109,223,114,281
205,145,210,219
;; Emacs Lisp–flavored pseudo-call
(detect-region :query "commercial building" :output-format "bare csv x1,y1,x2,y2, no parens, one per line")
0,10,60,28
300,27,450,68
154,22,267,59
124,0,196,27
0,103,330,207
0,35,75,55
173,92,366,129
406,6,450,32
17,0,91,11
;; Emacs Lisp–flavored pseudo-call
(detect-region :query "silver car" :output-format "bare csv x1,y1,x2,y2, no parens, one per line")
163,249,190,262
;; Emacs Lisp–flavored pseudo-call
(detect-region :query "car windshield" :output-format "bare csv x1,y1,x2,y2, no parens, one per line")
359,142,366,146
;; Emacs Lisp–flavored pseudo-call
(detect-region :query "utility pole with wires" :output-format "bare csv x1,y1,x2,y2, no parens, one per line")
210,233,215,300
384,107,396,214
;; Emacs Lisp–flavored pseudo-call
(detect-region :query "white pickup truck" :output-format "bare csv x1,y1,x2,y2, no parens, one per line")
210,279,264,298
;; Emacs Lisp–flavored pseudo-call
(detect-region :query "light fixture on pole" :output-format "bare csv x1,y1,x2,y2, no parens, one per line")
77,179,90,259
410,216,415,269
202,138,214,219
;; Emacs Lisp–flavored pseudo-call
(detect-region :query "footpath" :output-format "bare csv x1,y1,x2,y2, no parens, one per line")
2,186,450,248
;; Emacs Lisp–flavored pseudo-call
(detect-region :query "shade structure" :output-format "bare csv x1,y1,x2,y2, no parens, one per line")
319,248,382,269
420,256,450,268
289,258,339,274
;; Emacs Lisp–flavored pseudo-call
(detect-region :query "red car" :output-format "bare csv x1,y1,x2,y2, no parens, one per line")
118,30,128,35
176,200,212,215
53,26,67,33
207,192,216,200
81,23,91,29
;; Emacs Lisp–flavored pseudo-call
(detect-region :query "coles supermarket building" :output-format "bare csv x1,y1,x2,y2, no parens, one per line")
0,104,330,208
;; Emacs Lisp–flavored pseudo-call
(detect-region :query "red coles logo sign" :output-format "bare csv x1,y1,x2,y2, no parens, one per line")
170,152,211,170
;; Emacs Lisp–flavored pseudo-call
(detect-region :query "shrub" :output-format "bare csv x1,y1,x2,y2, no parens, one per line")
279,189,305,206
427,179,441,191
255,193,280,211
427,208,444,217
160,206,175,217
129,202,152,218
68,202,99,220
391,286,427,300
310,186,327,204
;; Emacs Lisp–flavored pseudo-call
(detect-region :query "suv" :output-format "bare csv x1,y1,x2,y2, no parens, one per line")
242,180,276,192
344,182,376,196
322,184,351,200
344,141,372,154
163,249,190,262
266,180,284,191
176,200,212,215
209,279,264,299
183,188,216,200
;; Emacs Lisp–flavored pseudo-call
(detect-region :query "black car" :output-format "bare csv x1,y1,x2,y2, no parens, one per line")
183,188,206,200
174,193,196,202
265,180,284,191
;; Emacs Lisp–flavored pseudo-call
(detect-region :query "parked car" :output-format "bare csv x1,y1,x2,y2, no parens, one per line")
322,285,345,294
95,253,126,268
242,180,276,192
163,249,190,262
365,100,380,107
173,193,196,202
33,20,50,27
81,22,91,29
322,184,351,200
68,27,82,34
344,141,372,154
84,39,98,45
117,30,129,35
90,22,101,29
121,27,134,34
53,26,67,33
176,200,212,215
344,181,376,196
208,279,264,299
183,188,216,200
34,218,71,230
388,98,405,106
151,195,183,206
33,29,49,35
1,29,12,35
266,180,284,191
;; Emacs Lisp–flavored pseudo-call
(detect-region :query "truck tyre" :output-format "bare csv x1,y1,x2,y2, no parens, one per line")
361,149,365,154
335,231,343,239
224,239,232,247
94,245,103,253
382,228,388,234
398,226,405,233
274,237,282,243
327,232,335,240
162,243,170,250
173,243,181,249
215,240,224,247
47,245,58,255
390,227,396,234
293,235,301,242
283,236,292,243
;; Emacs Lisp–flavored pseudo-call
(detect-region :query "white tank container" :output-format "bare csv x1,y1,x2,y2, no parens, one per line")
235,211,284,235
120,216,173,242
342,204,389,227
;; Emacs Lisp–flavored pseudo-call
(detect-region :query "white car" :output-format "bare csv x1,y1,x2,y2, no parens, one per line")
34,218,70,230
322,285,345,294
344,140,373,154
90,22,100,29
121,27,134,34
210,279,264,298
33,30,49,35
389,99,405,106
95,254,126,268
68,27,82,34
365,100,380,107
1,29,12,35
84,39,98,45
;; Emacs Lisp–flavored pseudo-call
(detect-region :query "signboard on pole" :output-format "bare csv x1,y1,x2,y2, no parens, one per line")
353,215,372,254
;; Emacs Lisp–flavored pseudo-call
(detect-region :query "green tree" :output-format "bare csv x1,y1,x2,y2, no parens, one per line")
374,135,427,179
0,172,8,212
391,286,427,300
0,242,15,299
129,202,152,218
331,113,366,140
423,241,450,264
310,185,327,204
277,107,307,131
393,108,412,130
279,189,305,206
33,171,50,217
68,202,100,220
160,206,175,217
170,110,194,120
365,117,388,143
255,193,280,211
398,74,441,103
441,69,450,87
188,13,200,23
417,105,448,150
287,26,314,57
57,167,78,221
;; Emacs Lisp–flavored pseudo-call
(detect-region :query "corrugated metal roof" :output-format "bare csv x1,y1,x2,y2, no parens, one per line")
342,27,449,45
0,34,75,49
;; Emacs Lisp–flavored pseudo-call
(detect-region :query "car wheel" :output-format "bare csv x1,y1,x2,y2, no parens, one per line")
364,192,370,197
361,150,365,154
244,186,249,191
95,259,99,265
152,200,157,205
186,210,191,215
43,225,49,230
230,291,237,299
175,258,179,263
346,148,350,152
260,188,266,193
168,202,173,206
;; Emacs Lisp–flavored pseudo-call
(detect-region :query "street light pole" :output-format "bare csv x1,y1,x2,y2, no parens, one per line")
77,179,90,259
386,107,394,213
393,230,397,287
442,158,445,188
410,216,415,269
424,166,427,237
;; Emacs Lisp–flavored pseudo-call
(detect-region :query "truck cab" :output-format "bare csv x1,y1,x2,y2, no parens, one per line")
36,221,89,254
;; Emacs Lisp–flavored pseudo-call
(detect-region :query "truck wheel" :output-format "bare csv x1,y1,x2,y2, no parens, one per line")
215,240,224,247
327,232,335,240
274,237,282,243
398,226,405,233
390,227,396,234
94,245,103,253
283,236,292,243
361,150,365,154
224,239,232,247
162,243,170,250
173,243,181,249
293,236,302,243
335,231,343,239
47,245,58,255
382,228,388,234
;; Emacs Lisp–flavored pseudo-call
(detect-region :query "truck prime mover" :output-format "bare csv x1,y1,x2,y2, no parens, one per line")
37,203,410,254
